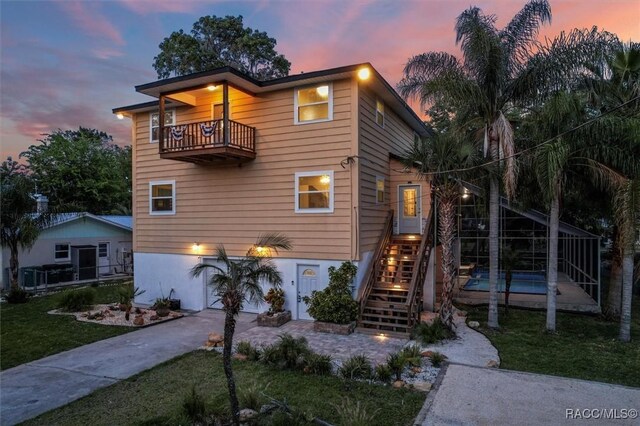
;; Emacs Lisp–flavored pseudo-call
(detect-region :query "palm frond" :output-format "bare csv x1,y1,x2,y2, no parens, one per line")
500,0,551,73
253,233,292,255
492,112,518,198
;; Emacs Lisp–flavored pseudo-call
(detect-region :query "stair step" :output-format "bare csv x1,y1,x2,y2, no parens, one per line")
363,306,409,315
361,312,409,321
366,300,408,309
355,327,410,339
358,319,410,328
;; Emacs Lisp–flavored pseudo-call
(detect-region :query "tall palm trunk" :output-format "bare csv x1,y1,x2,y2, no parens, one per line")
9,241,20,290
619,248,634,342
223,308,240,425
438,187,457,329
606,226,623,318
487,176,500,329
546,194,560,331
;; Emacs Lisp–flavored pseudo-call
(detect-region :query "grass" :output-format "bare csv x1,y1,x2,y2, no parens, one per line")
464,297,640,388
23,351,426,426
1,280,134,370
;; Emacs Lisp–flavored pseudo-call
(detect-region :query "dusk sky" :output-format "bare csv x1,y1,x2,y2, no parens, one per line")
1,0,638,161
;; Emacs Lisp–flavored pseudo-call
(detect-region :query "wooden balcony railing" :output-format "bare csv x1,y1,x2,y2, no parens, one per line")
405,207,435,328
159,119,256,163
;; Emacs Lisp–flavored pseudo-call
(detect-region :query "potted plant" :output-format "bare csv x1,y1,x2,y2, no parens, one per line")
257,287,291,327
154,297,171,317
168,288,181,311
303,262,358,335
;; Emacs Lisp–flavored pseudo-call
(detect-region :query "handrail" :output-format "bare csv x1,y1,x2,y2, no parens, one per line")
358,211,394,317
160,119,256,153
405,206,435,328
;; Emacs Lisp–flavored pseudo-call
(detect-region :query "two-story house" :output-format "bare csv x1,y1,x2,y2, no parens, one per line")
114,63,435,336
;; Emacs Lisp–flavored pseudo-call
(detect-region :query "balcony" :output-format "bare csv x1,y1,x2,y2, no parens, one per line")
159,119,256,164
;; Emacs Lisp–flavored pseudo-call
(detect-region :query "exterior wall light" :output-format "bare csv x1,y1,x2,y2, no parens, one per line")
116,113,124,120
357,67,371,80
253,246,269,257
192,242,201,253
207,85,217,91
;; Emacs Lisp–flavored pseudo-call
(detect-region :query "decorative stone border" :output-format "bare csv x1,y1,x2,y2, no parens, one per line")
313,320,356,335
257,311,292,327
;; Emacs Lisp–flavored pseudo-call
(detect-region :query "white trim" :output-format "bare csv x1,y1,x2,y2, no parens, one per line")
149,180,176,215
296,263,320,320
149,109,175,143
294,170,334,214
293,83,333,125
54,243,71,262
375,98,385,128
397,184,422,234
376,176,385,204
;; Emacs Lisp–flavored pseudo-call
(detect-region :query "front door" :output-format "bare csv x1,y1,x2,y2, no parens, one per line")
399,184,421,234
297,265,319,320
98,242,110,275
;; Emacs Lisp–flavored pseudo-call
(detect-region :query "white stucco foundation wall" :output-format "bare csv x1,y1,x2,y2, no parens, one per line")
134,252,366,318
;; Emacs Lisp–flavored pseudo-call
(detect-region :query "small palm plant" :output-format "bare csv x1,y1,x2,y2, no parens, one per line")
190,233,291,425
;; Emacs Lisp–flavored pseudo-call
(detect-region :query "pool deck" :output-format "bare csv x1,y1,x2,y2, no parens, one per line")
453,272,600,314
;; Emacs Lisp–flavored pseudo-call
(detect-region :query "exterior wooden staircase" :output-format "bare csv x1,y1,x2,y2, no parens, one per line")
357,210,435,338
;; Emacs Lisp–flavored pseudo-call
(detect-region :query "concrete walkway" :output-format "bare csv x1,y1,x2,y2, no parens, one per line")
418,364,640,425
0,310,256,426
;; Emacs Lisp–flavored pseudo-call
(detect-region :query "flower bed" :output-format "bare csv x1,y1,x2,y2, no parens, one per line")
49,304,183,327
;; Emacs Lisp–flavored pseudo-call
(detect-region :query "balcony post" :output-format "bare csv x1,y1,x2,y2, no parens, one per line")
159,94,165,152
223,82,230,146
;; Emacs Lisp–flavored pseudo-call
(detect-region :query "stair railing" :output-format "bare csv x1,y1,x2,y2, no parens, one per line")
358,211,394,318
405,207,435,328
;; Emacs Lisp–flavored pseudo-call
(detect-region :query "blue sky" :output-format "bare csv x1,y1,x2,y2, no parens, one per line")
1,0,638,161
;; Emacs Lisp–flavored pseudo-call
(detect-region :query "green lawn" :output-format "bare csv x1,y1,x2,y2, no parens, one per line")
465,298,640,388
23,351,426,426
1,281,134,370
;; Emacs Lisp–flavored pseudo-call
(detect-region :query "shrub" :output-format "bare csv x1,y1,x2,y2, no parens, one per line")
386,351,407,381
239,381,267,411
400,344,422,367
182,385,206,423
260,333,310,370
5,288,30,304
304,353,333,376
374,363,393,383
303,262,358,324
57,288,96,312
236,341,261,361
334,399,379,426
264,287,285,314
411,318,455,344
339,354,372,380
429,351,446,367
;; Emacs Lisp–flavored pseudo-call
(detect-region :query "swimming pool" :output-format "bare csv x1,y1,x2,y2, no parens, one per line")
463,271,549,295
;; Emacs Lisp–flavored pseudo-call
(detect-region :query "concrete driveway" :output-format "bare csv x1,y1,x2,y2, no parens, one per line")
0,310,256,426
418,364,640,425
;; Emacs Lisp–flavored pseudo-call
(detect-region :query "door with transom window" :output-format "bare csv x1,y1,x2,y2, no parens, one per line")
398,184,421,234
297,265,319,320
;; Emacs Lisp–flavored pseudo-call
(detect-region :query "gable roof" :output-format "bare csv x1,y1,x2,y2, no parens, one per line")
113,63,430,136
40,213,132,232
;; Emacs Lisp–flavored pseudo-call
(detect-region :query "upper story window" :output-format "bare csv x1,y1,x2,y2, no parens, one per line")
54,243,70,261
149,180,176,215
295,171,334,213
150,110,175,143
376,176,385,204
376,99,385,128
294,83,333,124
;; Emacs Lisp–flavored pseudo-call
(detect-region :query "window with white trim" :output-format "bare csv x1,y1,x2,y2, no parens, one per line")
150,110,175,143
376,176,385,204
149,180,176,215
375,99,385,127
294,84,333,124
295,171,334,213
54,243,70,261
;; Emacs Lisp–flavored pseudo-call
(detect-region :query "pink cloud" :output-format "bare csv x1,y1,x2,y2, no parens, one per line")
117,0,201,16
57,1,125,46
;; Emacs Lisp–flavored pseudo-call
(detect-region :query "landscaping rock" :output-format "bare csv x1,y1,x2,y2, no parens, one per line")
411,367,422,374
468,321,480,329
233,353,248,361
421,351,435,358
170,312,180,318
133,315,144,326
412,382,432,392
239,408,258,422
486,360,499,368
392,380,405,388
150,314,159,321
208,333,224,344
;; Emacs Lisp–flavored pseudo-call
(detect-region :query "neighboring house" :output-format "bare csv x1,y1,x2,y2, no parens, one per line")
113,63,434,327
1,213,133,289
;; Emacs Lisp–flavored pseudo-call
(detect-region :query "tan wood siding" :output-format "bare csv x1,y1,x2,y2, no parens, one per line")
133,79,353,260
357,86,418,255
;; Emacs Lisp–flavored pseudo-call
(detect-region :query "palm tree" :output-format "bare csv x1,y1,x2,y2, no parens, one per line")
0,158,53,295
190,233,291,425
501,247,521,316
403,134,478,329
399,1,618,328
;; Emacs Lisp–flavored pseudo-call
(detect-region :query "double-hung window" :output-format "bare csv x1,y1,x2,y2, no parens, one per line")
149,180,176,215
295,171,334,213
54,243,70,261
294,84,333,124
150,110,175,143
375,99,385,127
